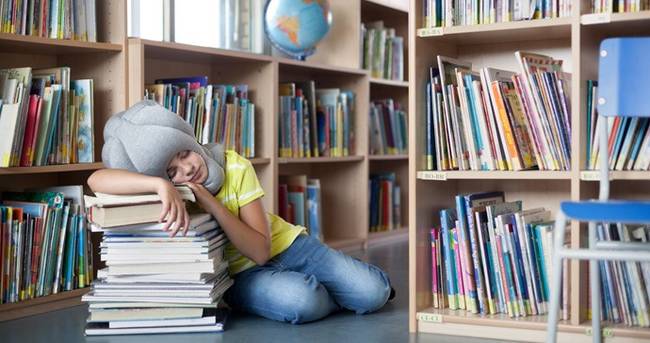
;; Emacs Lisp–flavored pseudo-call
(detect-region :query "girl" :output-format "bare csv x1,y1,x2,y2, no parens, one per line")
88,101,393,324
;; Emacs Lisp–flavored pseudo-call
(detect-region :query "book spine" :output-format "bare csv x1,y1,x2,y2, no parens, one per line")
452,227,466,310
440,211,458,310
430,228,439,308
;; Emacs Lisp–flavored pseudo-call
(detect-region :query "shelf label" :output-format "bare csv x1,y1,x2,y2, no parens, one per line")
584,327,613,337
581,13,611,25
417,312,443,323
418,171,447,181
417,27,444,37
580,171,612,181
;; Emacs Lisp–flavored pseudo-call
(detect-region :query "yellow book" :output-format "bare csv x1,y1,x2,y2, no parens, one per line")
490,82,520,170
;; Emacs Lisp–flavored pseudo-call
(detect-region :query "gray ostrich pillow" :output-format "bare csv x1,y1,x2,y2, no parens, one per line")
102,100,225,194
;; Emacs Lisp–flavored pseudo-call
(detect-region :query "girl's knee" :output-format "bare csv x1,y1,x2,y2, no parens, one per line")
348,267,391,314
283,275,334,324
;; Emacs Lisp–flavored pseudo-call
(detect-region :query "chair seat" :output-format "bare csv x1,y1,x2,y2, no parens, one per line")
561,200,650,223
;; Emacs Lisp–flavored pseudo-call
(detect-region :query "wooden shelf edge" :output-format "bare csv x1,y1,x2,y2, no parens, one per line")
324,237,366,251
368,227,408,245
363,0,408,13
580,170,650,181
581,11,650,25
249,157,271,165
0,162,104,175
278,156,365,164
416,17,572,38
416,170,572,181
369,154,408,161
277,56,368,76
0,288,88,322
0,32,123,52
369,77,409,88
131,38,273,63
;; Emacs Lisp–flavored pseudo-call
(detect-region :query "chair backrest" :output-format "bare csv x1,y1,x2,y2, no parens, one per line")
596,37,650,200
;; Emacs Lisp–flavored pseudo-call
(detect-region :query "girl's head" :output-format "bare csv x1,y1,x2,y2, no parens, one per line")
167,150,208,184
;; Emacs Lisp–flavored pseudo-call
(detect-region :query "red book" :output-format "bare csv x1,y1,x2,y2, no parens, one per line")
20,95,41,167
287,203,295,224
278,184,289,222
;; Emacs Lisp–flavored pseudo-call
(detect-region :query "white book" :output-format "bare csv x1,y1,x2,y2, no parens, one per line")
85,320,224,335
100,248,223,262
105,261,219,275
92,288,215,298
109,315,217,329
93,283,214,290
0,103,20,167
88,307,203,322
89,302,218,309
86,185,196,208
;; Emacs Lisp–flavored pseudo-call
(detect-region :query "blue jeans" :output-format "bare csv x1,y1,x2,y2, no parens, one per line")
224,234,391,324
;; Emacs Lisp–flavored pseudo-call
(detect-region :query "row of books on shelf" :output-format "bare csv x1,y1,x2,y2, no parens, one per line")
430,192,570,319
585,80,650,171
1,185,92,305
83,185,230,335
595,224,650,327
278,175,322,240
422,0,571,28
145,77,255,159
361,21,404,81
425,52,571,172
279,82,355,158
0,66,94,168
592,0,650,13
0,0,97,41
369,99,408,156
369,173,401,233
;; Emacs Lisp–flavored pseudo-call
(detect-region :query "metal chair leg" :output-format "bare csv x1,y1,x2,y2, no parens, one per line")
547,211,567,343
589,221,601,343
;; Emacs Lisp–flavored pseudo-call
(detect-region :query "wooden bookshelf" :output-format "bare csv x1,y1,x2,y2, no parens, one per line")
0,1,127,322
368,227,408,246
370,77,409,88
409,0,650,341
369,154,409,161
278,156,365,164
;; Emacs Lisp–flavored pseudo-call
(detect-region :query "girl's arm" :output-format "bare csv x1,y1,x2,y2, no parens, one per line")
87,169,190,235
184,182,271,266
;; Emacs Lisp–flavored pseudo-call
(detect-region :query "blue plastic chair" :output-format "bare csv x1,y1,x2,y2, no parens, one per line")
546,37,650,343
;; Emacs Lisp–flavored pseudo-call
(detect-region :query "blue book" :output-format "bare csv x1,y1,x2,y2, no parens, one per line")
440,208,459,309
295,94,304,157
43,85,62,165
464,74,485,170
505,214,532,315
499,226,519,317
306,180,321,240
64,213,78,291
626,119,649,170
586,80,595,165
533,224,550,301
455,195,478,313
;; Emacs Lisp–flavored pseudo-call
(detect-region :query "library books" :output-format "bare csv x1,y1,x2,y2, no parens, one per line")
0,185,92,304
145,78,255,158
585,80,650,171
421,0,571,28
424,53,571,171
361,21,404,81
592,0,650,13
279,82,355,158
596,224,650,328
369,173,401,232
0,66,95,167
430,191,570,319
83,194,232,335
278,175,322,240
369,99,408,156
0,0,97,42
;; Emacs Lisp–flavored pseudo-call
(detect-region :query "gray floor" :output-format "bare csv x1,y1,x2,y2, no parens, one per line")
0,239,506,343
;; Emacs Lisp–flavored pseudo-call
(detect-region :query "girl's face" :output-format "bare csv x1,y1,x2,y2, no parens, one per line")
166,150,208,185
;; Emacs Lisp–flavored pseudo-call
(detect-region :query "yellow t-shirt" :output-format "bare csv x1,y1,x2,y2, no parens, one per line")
216,150,305,275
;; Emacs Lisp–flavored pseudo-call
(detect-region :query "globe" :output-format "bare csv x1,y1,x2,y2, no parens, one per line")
264,0,332,60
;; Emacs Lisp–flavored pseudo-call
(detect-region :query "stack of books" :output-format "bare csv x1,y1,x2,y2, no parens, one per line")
0,0,97,42
1,185,92,304
424,53,571,171
0,67,94,167
278,175,322,240
361,21,404,81
421,0,571,28
279,82,355,158
145,77,255,158
430,191,570,319
592,1,650,13
369,99,408,156
596,224,650,327
585,80,650,171
369,173,401,233
82,186,231,335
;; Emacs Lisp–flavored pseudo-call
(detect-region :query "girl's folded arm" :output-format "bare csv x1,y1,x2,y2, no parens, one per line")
87,168,165,195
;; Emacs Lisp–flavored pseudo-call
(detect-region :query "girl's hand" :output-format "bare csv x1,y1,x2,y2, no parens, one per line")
156,179,189,237
183,182,215,211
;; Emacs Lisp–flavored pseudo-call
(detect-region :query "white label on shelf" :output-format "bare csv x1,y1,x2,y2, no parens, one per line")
417,312,443,323
581,13,611,25
580,171,612,181
417,171,448,181
417,27,444,37
584,327,613,337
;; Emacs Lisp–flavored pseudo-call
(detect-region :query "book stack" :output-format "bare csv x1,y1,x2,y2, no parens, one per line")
421,0,571,28
0,67,95,167
424,53,571,171
279,82,355,158
592,0,650,13
429,191,570,319
1,185,92,304
82,186,231,335
0,0,97,41
145,77,255,158
361,21,404,81
278,175,322,240
585,80,650,171
596,224,650,327
368,173,401,233
369,99,408,156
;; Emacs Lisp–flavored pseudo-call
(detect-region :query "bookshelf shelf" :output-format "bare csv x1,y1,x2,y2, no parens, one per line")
369,77,409,88
278,156,365,164
416,17,572,44
369,154,409,161
134,38,273,64
581,11,650,26
324,237,367,252
249,157,272,165
580,170,650,181
0,288,88,322
416,170,572,181
368,227,408,242
364,0,409,13
277,57,369,76
0,32,123,54
0,163,105,175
